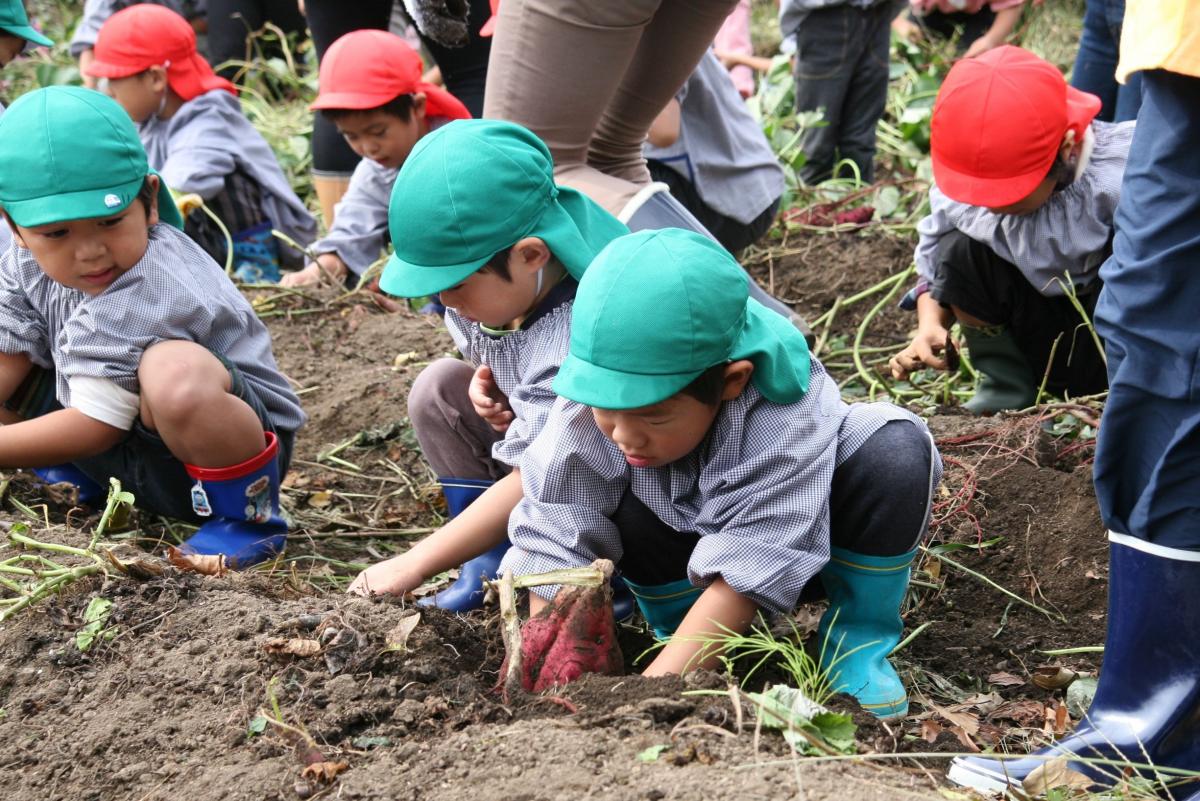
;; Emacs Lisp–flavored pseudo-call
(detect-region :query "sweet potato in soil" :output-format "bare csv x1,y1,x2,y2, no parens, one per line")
0,233,1110,800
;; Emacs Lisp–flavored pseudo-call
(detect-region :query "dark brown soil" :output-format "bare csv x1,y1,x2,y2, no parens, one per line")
0,230,1111,799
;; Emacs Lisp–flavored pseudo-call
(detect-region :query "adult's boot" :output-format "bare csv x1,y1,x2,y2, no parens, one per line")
948,535,1200,795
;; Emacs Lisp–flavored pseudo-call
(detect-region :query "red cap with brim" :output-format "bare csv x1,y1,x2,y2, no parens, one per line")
480,0,499,36
309,29,471,120
930,45,1101,208
85,4,236,101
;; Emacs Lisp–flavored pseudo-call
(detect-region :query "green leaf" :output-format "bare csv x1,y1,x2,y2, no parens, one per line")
747,685,857,756
636,744,669,763
75,597,115,652
809,711,857,752
246,715,268,737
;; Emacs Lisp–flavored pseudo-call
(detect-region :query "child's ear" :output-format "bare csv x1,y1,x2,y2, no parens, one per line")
720,360,755,401
411,92,427,120
1059,128,1081,163
512,236,551,273
147,65,169,96
144,174,161,226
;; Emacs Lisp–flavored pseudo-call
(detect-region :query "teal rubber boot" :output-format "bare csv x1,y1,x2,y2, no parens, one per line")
960,325,1038,414
818,547,916,720
622,576,703,640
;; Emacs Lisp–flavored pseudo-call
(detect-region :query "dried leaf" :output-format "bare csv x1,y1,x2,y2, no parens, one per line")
103,549,164,580
949,724,980,752
384,612,421,652
300,760,349,784
263,637,322,657
306,491,333,509
167,546,227,576
1022,757,1095,795
920,719,943,743
925,699,980,736
987,671,1025,687
990,699,1047,727
1032,665,1077,690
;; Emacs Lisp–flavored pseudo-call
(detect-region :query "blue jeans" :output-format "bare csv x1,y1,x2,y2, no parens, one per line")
790,2,894,184
1070,0,1142,122
1093,70,1200,548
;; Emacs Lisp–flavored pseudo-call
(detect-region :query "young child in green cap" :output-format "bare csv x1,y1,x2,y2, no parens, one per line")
0,86,305,568
347,118,630,609
504,228,942,719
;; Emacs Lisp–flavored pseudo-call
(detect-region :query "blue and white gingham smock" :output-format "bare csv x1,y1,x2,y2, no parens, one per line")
0,223,305,432
915,120,1134,297
444,284,575,469
503,358,926,613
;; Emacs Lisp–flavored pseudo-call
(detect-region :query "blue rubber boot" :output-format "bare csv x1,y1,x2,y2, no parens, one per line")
32,464,104,506
419,478,508,612
611,574,636,623
181,433,287,568
818,547,915,720
623,576,703,640
948,536,1200,795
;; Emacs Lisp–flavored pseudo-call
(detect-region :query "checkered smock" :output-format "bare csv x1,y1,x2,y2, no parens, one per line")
502,358,923,613
915,120,1135,297
444,290,574,469
0,223,305,432
310,158,396,277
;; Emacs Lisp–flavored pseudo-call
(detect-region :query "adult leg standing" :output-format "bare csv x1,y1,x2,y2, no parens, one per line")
483,0,739,215
206,0,308,79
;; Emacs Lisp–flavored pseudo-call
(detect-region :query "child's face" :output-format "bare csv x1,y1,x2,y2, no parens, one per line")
437,239,550,328
11,181,160,296
592,395,723,469
0,34,25,68
335,96,427,170
106,70,166,124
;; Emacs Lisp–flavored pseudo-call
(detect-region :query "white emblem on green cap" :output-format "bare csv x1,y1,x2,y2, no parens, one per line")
103,193,121,208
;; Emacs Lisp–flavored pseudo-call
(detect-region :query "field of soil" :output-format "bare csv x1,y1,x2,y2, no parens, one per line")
0,227,1110,801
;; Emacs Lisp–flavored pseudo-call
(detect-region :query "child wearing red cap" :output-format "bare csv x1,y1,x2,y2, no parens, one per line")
86,4,317,283
890,46,1133,413
279,29,471,289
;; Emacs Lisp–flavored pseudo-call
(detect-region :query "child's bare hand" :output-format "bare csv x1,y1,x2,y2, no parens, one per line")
281,256,347,288
347,554,423,597
890,325,951,380
469,365,514,433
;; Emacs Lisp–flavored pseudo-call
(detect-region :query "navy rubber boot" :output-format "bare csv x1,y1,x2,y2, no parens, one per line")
948,536,1200,795
419,478,508,612
611,574,636,622
32,464,104,506
181,432,287,568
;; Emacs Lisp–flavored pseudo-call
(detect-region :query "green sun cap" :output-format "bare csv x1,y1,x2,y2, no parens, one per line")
379,119,628,298
0,87,182,230
554,229,812,410
0,0,53,47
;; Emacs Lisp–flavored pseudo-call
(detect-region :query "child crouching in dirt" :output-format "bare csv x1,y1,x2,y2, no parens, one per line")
280,29,471,289
0,87,305,568
503,229,942,719
890,46,1133,414
347,119,630,610
85,4,317,283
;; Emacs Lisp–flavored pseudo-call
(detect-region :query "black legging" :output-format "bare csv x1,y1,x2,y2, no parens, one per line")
206,0,309,78
305,0,493,176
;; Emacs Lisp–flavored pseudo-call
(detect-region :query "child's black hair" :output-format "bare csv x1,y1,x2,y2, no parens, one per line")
478,246,514,282
679,363,728,406
135,175,156,216
1046,154,1075,188
322,94,417,124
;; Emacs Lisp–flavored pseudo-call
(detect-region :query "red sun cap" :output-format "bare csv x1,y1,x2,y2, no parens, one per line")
310,30,471,121
931,45,1101,208
85,4,236,101
480,0,500,36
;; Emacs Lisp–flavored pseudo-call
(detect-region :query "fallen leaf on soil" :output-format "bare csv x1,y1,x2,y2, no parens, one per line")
987,671,1025,687
166,547,227,576
393,351,421,368
306,491,333,509
317,613,370,675
1066,676,1098,718
384,612,421,652
920,719,944,743
1022,757,1094,795
989,699,1047,727
300,760,349,783
923,699,980,739
103,549,164,580
1031,665,1077,690
263,638,322,657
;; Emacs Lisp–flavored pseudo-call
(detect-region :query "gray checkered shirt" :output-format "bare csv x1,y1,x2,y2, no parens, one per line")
310,157,396,277
915,120,1135,297
502,359,924,613
445,293,574,469
0,223,305,432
